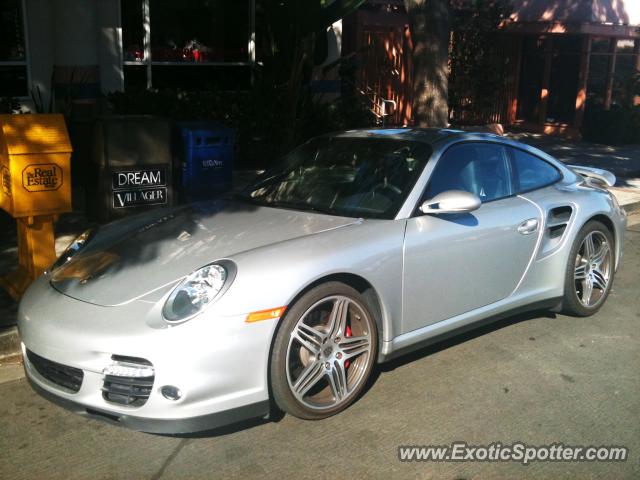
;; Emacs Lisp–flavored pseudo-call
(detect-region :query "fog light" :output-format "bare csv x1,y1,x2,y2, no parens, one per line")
161,385,182,401
103,362,154,378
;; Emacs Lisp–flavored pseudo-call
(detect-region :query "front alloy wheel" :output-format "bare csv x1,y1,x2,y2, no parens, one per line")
271,282,377,419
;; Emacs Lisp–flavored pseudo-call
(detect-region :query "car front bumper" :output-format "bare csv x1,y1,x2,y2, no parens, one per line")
19,276,278,434
25,373,270,434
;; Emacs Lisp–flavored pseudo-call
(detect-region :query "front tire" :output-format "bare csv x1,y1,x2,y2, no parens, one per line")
562,220,615,317
270,282,378,420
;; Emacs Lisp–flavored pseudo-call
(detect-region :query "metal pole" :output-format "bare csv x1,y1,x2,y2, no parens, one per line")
143,0,152,89
249,0,256,86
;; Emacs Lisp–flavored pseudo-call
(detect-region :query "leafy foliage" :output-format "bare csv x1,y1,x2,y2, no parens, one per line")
0,97,20,114
582,103,640,145
257,0,366,151
258,0,365,84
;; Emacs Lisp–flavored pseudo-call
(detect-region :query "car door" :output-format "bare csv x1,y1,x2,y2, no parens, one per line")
401,142,541,334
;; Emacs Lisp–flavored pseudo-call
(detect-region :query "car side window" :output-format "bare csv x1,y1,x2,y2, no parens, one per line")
510,148,561,193
425,142,512,203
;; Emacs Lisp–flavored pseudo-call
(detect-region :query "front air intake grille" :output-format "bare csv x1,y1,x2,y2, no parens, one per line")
26,350,83,393
102,356,154,407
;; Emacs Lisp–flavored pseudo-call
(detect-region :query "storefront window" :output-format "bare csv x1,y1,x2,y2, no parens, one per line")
587,38,613,105
123,64,147,90
122,0,254,90
152,65,251,90
587,37,638,107
516,36,545,122
612,39,637,107
122,0,145,62
547,35,581,123
150,0,248,63
0,0,28,97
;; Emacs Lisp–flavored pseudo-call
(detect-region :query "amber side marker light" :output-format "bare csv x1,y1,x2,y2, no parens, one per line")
246,306,287,323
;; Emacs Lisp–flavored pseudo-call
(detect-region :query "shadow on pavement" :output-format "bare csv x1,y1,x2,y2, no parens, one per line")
372,308,557,378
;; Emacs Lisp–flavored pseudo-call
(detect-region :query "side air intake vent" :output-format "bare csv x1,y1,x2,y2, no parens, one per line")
542,206,574,254
27,350,84,393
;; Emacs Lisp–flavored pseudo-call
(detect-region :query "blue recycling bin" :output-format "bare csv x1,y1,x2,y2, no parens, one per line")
175,121,234,200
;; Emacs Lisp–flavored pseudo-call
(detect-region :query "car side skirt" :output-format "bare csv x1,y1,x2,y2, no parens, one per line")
378,297,562,363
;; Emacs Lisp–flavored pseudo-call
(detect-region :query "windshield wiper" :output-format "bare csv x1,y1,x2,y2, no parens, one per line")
232,193,267,206
265,200,339,216
273,201,337,215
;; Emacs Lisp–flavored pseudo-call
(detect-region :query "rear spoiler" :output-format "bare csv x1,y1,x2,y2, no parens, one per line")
568,165,616,187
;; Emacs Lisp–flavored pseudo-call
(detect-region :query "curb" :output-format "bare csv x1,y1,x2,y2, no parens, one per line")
0,363,24,384
622,200,640,215
0,327,21,364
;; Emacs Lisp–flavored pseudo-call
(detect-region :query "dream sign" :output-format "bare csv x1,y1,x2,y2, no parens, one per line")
112,168,166,189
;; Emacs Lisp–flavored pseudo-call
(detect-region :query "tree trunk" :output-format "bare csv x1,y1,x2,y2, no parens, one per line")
404,0,450,127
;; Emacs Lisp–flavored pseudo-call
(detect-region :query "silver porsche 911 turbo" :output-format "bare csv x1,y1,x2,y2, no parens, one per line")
18,128,626,433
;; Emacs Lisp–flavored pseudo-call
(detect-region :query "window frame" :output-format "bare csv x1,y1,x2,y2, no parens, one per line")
506,145,562,196
0,0,30,99
121,0,256,90
417,140,516,211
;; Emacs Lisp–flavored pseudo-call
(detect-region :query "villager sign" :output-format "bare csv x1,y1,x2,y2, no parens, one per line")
111,167,168,209
113,187,168,209
22,164,63,192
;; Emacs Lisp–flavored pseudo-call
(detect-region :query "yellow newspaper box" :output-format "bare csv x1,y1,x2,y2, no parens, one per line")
0,114,73,299
0,114,72,217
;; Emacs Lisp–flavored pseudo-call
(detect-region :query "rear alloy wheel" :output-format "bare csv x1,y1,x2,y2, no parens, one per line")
562,221,614,317
270,282,377,419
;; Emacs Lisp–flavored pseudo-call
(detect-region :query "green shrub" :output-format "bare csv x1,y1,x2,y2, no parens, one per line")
0,97,19,114
582,103,640,145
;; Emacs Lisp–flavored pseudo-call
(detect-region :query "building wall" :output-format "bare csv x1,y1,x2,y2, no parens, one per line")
51,0,99,65
96,0,124,94
24,0,123,109
25,0,54,105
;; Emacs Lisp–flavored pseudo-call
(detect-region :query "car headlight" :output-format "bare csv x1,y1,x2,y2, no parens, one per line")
163,263,231,322
50,228,95,271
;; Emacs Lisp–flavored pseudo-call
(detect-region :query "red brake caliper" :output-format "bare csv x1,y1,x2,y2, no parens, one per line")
344,325,352,369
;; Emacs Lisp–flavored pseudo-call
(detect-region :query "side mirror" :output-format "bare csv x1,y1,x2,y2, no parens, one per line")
419,190,481,215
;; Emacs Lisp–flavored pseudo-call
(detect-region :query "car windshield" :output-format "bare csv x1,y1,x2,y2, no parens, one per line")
238,137,431,219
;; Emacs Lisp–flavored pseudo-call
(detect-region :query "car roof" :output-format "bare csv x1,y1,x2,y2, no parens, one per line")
330,127,503,145
322,128,573,174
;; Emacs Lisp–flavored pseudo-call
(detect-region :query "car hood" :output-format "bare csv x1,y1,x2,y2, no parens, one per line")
50,199,359,306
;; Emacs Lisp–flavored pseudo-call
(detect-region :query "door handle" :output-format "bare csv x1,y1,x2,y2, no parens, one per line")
517,218,539,235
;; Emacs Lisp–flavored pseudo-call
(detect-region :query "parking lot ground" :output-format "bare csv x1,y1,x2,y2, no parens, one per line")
0,224,638,480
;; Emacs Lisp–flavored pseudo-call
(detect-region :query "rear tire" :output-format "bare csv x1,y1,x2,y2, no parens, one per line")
562,220,615,317
270,282,378,420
